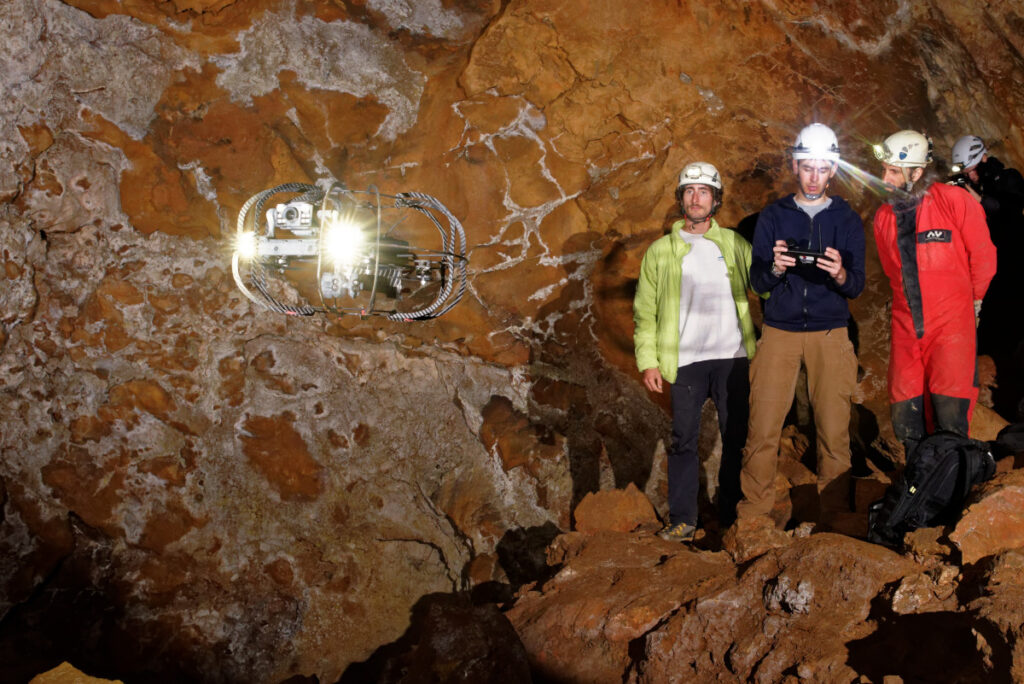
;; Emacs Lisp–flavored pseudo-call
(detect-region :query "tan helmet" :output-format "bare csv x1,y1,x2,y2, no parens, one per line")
874,130,933,167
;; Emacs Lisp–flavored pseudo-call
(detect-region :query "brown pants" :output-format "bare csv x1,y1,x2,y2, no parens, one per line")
736,325,858,518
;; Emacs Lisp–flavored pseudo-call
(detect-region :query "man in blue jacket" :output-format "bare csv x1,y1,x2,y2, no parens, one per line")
736,123,865,526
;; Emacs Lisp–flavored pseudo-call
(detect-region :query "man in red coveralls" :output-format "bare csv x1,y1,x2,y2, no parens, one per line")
872,129,997,455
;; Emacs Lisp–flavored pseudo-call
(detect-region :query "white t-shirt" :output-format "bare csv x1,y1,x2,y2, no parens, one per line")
677,229,745,367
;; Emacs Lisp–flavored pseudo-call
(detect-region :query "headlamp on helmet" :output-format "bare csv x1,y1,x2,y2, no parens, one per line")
951,135,986,173
678,162,723,191
792,123,841,162
875,130,933,167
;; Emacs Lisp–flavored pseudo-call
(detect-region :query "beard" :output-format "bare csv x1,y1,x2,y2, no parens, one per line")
885,167,944,208
684,204,712,223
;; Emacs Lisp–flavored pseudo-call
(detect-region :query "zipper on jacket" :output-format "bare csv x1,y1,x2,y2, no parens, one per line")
802,212,814,329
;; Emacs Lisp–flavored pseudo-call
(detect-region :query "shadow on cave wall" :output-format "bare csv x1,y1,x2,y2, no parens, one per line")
531,234,670,523
494,522,562,592
2,515,549,684
0,515,189,684
0,514,304,684
338,591,531,684
338,523,574,684
563,400,661,517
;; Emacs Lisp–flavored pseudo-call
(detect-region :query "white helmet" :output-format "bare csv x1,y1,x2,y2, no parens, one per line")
951,135,986,172
792,123,840,162
678,161,722,191
874,130,933,167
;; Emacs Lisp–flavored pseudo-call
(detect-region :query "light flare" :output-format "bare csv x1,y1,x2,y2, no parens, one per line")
322,214,365,265
235,231,257,260
833,158,905,200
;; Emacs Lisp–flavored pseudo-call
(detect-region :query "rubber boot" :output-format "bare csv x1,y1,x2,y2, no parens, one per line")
932,394,971,437
892,395,926,458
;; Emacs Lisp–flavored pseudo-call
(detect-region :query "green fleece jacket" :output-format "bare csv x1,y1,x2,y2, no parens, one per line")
633,218,757,384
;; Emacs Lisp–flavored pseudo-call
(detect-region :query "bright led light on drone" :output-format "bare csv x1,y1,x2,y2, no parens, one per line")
231,181,468,320
235,231,258,260
322,216,364,265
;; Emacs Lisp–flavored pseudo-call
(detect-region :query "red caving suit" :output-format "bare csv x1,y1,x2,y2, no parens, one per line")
873,182,997,442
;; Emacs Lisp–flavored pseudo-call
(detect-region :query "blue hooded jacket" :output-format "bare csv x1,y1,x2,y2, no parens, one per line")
750,194,865,331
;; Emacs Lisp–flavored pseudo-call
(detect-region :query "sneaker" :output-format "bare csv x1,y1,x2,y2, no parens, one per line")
657,522,696,542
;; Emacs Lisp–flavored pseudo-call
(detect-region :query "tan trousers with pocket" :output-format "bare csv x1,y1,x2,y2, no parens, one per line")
736,325,858,519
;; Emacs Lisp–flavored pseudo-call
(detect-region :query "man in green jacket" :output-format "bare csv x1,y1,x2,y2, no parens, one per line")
634,162,758,541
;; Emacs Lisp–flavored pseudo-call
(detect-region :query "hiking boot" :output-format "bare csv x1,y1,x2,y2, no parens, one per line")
657,522,696,542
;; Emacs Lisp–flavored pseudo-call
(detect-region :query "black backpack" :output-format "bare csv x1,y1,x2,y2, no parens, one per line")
868,432,996,548
992,422,1024,459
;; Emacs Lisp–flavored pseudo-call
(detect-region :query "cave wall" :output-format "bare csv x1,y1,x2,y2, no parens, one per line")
1,0,1022,680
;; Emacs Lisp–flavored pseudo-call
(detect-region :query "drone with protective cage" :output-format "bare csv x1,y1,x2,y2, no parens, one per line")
231,181,467,320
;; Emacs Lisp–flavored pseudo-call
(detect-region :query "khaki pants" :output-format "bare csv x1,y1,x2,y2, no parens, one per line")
736,325,858,519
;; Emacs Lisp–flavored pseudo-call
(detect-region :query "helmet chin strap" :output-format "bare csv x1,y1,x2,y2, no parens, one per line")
802,179,828,201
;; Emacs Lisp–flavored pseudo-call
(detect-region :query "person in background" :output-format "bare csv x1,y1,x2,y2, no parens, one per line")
634,161,757,541
951,135,1024,418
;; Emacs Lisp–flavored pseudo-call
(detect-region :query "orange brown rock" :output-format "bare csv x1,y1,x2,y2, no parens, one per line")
240,413,324,501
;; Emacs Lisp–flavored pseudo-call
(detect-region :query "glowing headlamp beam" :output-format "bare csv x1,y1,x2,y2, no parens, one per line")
832,158,913,201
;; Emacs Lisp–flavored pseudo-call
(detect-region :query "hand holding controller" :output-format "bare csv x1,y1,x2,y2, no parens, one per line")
783,239,826,265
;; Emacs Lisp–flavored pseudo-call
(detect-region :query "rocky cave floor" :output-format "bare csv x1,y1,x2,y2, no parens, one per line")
9,415,1024,684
